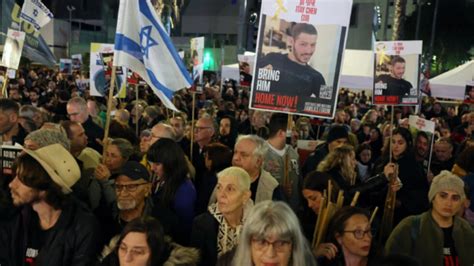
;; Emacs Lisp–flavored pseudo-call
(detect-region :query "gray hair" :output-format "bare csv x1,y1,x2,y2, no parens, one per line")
19,105,40,119
217,166,251,191
111,138,135,160
235,134,267,160
232,201,317,266
67,96,87,111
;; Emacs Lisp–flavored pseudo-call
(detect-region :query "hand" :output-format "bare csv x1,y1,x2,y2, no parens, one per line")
314,243,338,260
427,171,434,183
383,163,397,177
390,177,403,192
95,163,111,181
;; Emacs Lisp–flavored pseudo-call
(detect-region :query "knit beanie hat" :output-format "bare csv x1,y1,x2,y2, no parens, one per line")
327,125,349,143
428,170,465,202
25,129,71,151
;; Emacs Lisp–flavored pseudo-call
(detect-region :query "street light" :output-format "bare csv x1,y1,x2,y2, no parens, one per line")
67,5,76,57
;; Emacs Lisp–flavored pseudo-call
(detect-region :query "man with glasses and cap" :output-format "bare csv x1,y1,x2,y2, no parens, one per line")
0,144,101,265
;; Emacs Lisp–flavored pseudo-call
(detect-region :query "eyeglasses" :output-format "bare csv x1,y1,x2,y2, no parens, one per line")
251,238,292,252
67,112,80,118
115,183,148,192
343,229,372,239
194,126,212,132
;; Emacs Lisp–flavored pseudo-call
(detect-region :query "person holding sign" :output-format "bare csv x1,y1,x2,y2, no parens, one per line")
375,56,413,98
256,23,326,110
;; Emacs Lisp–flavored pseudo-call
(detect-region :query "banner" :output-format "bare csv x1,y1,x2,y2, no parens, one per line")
238,53,255,87
19,0,53,31
409,115,435,175
190,37,205,86
59,58,72,74
1,28,25,70
89,43,125,97
1,0,56,66
373,41,422,105
249,0,353,118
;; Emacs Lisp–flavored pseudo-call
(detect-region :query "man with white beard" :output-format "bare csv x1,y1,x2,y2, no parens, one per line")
101,161,152,249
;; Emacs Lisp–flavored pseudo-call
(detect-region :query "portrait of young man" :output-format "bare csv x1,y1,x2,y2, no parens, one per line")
255,22,326,110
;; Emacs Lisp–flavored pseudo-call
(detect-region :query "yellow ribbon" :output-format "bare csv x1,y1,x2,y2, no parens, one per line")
376,45,390,66
272,0,288,20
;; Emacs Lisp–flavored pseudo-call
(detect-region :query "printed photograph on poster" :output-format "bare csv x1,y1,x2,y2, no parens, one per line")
89,43,125,97
190,37,204,87
238,54,255,87
249,0,353,118
409,115,435,175
373,41,422,105
59,58,72,74
1,28,26,70
72,54,83,71
464,84,474,104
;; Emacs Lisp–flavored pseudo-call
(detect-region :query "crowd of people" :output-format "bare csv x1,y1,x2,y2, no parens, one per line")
0,66,473,266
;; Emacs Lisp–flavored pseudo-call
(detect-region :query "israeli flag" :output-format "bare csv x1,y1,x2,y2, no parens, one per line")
20,0,53,31
113,0,192,111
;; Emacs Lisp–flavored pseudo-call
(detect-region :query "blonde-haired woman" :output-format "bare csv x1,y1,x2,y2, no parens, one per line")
317,145,400,207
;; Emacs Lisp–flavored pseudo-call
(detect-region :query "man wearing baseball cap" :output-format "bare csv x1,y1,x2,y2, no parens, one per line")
0,144,101,265
102,160,153,244
385,170,474,266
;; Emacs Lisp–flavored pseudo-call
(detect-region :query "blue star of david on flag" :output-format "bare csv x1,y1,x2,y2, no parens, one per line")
139,26,158,59
33,9,38,17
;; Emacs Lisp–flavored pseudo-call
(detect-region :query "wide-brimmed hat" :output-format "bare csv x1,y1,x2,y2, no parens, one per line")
24,144,80,194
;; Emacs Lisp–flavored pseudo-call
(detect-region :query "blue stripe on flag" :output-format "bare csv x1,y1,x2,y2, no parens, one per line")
115,33,144,64
138,0,192,84
146,68,175,99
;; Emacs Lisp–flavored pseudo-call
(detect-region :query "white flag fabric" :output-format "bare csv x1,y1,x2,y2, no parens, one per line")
113,0,192,111
20,0,53,31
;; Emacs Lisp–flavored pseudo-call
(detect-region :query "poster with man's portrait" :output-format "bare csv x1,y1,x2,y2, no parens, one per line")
249,0,353,119
59,58,72,74
1,28,26,70
409,115,435,175
238,54,255,87
373,41,422,105
89,43,126,97
190,37,204,88
464,84,474,104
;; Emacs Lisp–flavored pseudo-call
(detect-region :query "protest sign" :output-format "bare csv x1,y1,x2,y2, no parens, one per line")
190,37,204,88
373,41,422,105
249,0,353,118
0,144,22,181
1,28,26,70
89,43,125,97
238,53,255,87
59,58,72,74
409,115,435,175
72,54,83,71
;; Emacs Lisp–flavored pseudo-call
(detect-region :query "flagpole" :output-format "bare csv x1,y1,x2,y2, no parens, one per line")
135,84,139,137
1,72,9,98
103,66,118,158
190,91,196,161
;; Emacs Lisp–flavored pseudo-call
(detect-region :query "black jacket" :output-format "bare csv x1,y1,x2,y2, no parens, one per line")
190,212,218,266
0,198,102,266
82,116,104,153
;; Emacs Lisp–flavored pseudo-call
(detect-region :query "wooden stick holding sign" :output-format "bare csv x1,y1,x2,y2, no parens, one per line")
190,91,196,161
102,66,118,158
1,73,9,99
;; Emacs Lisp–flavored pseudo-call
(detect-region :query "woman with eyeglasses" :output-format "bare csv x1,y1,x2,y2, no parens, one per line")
232,200,317,266
320,206,377,266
